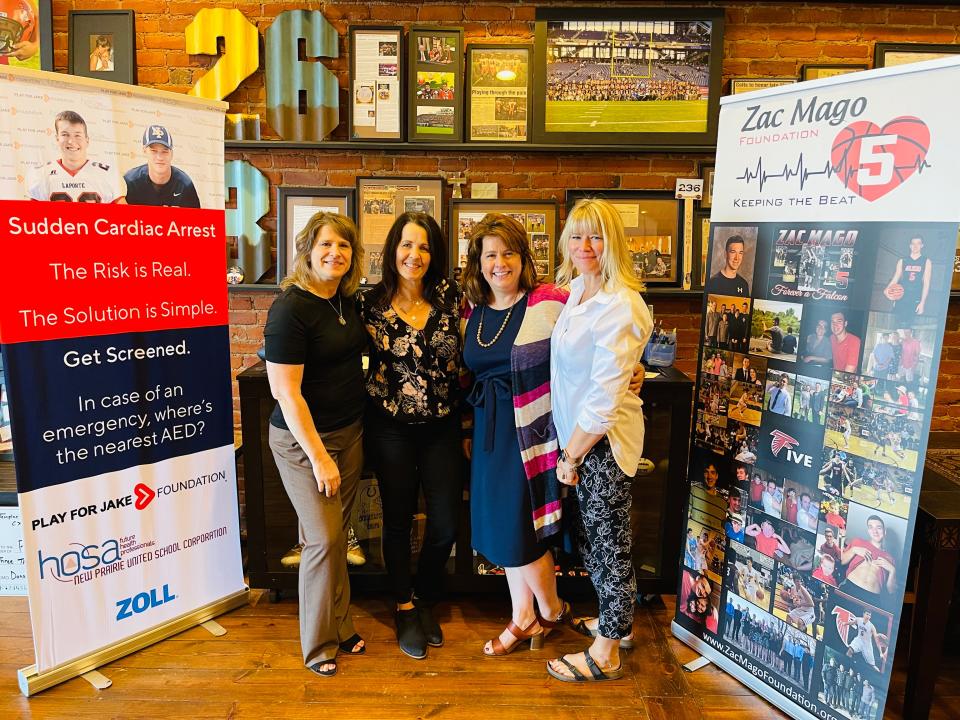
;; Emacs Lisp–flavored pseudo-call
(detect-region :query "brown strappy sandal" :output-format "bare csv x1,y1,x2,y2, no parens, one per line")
484,618,544,656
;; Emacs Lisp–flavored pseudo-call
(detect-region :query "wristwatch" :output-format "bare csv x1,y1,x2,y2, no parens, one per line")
559,449,584,468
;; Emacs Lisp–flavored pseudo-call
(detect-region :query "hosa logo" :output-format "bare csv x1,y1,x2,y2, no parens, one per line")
769,429,813,467
38,539,121,582
116,584,176,621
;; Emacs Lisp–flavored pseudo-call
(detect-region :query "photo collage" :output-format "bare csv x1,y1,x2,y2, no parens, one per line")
678,221,955,719
413,34,459,136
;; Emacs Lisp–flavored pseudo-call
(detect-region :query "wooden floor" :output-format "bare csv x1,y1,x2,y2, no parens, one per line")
0,591,957,719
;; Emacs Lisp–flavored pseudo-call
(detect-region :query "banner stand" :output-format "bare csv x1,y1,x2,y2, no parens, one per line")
673,621,823,720
18,588,248,696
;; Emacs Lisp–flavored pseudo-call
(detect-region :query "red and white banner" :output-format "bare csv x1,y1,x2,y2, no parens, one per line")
0,67,244,676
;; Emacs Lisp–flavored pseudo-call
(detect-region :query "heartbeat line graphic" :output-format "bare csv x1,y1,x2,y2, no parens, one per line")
736,153,932,192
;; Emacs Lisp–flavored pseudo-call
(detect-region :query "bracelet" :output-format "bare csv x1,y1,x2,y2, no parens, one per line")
559,449,584,468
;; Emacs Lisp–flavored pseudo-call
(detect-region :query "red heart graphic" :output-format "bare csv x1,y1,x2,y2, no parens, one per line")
134,483,155,510
831,117,930,201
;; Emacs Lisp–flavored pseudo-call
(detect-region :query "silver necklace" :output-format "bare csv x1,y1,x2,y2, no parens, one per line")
325,294,346,326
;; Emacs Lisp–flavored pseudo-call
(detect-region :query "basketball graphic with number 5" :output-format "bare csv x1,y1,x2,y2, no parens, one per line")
831,117,930,201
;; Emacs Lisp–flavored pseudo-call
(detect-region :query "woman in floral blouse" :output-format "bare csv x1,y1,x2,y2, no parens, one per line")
360,212,463,660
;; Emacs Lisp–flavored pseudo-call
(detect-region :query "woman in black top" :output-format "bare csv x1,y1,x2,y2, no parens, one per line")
264,212,368,677
360,212,463,660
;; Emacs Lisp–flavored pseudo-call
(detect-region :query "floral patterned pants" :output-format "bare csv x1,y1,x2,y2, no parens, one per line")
574,438,636,639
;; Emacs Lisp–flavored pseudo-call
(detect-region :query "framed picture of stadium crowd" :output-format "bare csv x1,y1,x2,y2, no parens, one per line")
406,26,464,143
531,7,724,148
466,44,532,143
449,198,558,280
566,189,682,286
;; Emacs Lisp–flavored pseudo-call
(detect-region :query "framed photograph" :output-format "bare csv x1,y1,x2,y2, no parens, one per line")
67,10,136,85
1,0,52,71
729,77,796,95
407,26,464,143
466,44,532,143
874,42,960,68
699,160,715,210
356,176,444,284
533,7,724,148
449,199,559,280
349,26,404,141
277,188,355,281
566,190,682,286
801,64,867,81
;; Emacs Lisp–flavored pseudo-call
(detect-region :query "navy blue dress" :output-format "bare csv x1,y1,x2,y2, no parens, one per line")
464,298,548,567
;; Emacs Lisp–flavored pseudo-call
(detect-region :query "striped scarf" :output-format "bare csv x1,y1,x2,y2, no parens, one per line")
463,283,569,539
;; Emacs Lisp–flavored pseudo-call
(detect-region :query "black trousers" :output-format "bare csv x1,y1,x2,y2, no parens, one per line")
365,410,463,605
574,438,636,639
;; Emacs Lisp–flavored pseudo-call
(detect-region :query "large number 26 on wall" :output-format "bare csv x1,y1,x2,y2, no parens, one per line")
265,11,339,141
186,8,339,141
186,9,259,100
225,161,271,285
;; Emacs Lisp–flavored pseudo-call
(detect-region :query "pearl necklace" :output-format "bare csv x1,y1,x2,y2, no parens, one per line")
476,294,522,348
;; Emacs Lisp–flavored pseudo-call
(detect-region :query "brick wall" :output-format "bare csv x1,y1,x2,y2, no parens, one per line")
50,1,960,430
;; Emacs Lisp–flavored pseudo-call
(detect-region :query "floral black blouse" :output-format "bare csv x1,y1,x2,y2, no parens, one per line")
360,279,462,422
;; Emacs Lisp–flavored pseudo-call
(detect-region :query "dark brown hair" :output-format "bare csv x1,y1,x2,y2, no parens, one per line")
366,212,451,310
461,213,539,305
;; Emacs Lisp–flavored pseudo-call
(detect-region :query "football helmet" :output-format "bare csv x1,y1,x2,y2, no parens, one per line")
0,0,36,55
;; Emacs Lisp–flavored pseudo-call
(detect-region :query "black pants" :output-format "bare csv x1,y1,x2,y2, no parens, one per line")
365,410,463,605
574,438,636,639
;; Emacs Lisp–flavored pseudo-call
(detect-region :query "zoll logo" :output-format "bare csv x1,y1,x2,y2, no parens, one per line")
134,483,156,510
769,429,814,467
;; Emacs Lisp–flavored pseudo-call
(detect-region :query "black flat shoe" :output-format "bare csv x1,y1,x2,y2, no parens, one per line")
308,659,337,677
415,603,443,647
395,608,427,659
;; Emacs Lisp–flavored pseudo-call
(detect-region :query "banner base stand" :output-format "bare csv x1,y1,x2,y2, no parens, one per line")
17,588,249,697
682,655,712,672
671,621,819,720
200,620,227,637
80,670,112,690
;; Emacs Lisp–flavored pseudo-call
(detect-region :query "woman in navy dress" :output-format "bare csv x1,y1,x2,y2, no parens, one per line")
460,214,571,655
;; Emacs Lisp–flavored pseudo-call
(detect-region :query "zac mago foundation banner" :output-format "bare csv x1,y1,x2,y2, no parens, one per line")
0,67,245,675
672,57,960,720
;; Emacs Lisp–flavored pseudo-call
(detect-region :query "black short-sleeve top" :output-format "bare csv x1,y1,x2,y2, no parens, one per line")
360,279,462,422
264,286,368,433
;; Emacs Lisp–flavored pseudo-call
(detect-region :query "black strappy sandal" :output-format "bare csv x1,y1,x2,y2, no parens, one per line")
338,633,366,655
546,650,624,683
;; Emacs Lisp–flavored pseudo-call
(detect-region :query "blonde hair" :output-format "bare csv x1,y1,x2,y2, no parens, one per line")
556,198,644,293
281,212,364,296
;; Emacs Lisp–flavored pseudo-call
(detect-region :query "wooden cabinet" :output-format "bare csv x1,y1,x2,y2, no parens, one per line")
238,360,692,598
